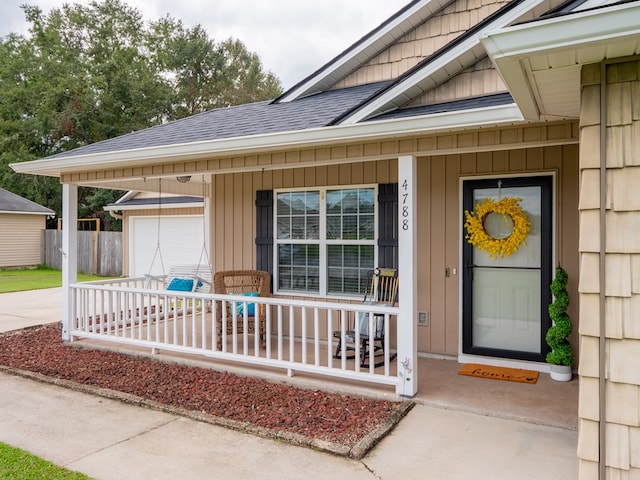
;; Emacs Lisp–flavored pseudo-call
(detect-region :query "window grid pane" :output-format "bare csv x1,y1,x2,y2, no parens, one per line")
276,191,319,240
327,244,374,295
278,244,319,293
276,187,375,296
326,188,375,241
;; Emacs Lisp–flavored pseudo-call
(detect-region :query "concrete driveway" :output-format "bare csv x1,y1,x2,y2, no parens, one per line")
0,287,62,333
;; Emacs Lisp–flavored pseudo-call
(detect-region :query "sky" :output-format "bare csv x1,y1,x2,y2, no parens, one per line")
0,0,409,89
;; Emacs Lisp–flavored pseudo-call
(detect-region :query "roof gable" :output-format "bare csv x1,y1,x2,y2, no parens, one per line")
276,0,454,103
336,0,564,124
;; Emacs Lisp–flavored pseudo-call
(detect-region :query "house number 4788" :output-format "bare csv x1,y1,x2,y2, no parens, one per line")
401,179,410,231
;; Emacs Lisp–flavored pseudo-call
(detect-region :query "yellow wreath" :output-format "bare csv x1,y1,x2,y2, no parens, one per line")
464,197,530,259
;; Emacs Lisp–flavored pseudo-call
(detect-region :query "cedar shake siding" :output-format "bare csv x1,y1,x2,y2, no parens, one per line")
577,59,640,478
334,0,511,90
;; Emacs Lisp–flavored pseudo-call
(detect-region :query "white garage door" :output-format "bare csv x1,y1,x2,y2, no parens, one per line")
130,215,207,277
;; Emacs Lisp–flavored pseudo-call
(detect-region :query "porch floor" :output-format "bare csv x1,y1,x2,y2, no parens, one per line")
77,336,578,431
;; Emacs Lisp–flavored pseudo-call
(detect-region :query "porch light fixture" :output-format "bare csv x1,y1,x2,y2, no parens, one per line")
176,175,191,183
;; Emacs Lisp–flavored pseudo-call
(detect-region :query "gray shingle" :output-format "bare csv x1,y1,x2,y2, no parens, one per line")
48,81,392,160
369,93,514,121
0,188,55,214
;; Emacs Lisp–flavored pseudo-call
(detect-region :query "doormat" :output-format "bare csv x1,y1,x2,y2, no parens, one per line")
458,363,539,384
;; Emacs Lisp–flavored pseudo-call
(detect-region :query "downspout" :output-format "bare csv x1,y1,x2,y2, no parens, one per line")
598,61,607,480
108,209,123,221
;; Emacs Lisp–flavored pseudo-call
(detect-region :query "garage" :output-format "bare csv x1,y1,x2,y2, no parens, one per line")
104,192,207,277
129,215,207,277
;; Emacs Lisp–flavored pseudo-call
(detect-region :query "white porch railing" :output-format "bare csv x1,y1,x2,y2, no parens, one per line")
69,278,400,390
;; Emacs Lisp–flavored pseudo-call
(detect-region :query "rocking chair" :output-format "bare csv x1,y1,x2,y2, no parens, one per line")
333,267,399,368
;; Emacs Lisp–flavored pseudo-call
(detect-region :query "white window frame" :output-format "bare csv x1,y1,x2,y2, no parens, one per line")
273,184,378,299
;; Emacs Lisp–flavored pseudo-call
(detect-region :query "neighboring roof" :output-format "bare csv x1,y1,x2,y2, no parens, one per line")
0,188,54,215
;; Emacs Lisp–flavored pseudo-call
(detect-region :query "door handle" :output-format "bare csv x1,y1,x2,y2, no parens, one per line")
463,264,475,280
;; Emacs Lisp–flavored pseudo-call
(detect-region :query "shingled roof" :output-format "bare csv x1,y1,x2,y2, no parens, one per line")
0,188,54,215
14,0,593,176
46,81,392,160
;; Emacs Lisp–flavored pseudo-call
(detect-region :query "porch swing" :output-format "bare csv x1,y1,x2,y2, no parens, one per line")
143,176,213,293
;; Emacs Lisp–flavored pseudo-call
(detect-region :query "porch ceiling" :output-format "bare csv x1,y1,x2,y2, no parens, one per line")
482,1,640,121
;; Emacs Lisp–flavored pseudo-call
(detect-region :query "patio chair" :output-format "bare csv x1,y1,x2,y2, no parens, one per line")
143,264,213,293
214,270,271,347
164,264,213,293
333,267,399,368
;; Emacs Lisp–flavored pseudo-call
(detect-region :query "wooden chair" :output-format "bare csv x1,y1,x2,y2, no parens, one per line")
333,267,399,368
213,270,271,347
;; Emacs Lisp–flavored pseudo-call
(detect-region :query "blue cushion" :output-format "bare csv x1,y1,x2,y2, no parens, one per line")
230,292,259,316
166,278,202,292
167,278,194,292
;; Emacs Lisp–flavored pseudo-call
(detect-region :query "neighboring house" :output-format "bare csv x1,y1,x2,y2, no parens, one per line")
0,187,54,268
11,0,640,476
104,191,205,277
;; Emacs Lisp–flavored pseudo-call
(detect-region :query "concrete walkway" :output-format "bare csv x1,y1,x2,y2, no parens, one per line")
0,288,578,479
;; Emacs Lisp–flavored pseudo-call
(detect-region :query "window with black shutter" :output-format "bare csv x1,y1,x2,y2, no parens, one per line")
255,183,398,297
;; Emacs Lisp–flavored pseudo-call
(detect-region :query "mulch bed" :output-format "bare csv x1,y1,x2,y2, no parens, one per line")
0,323,413,458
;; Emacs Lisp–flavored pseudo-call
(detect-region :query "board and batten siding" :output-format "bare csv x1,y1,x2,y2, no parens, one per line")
0,213,46,268
208,142,579,358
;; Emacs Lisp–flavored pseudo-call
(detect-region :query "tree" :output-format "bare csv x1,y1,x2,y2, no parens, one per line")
0,0,282,229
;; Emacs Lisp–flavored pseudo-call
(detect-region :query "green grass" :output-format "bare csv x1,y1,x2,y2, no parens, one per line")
0,442,92,479
0,266,118,294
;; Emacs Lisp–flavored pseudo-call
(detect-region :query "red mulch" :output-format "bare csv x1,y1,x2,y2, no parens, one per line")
0,324,408,450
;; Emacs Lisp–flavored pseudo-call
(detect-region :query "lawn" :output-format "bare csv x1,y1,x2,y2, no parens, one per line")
0,266,117,294
0,442,91,479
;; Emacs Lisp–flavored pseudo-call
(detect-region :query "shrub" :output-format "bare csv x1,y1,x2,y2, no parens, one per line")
545,266,574,366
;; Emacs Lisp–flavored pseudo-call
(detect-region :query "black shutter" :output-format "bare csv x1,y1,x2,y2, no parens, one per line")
255,190,273,274
378,183,398,269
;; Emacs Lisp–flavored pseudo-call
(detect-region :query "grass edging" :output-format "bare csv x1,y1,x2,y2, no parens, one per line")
0,365,414,459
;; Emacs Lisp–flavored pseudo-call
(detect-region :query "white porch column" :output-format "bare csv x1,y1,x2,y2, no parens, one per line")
204,174,212,266
61,183,78,341
396,155,418,397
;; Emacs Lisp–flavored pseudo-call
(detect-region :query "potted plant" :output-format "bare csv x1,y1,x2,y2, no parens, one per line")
545,266,574,381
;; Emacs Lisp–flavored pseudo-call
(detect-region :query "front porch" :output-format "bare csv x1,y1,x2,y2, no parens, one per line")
70,277,404,391
71,278,578,430
76,327,578,431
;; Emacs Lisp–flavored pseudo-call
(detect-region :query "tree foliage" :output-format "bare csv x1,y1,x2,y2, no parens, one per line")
0,0,282,230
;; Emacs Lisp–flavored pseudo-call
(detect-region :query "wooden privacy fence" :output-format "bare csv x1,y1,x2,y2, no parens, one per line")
42,230,122,276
